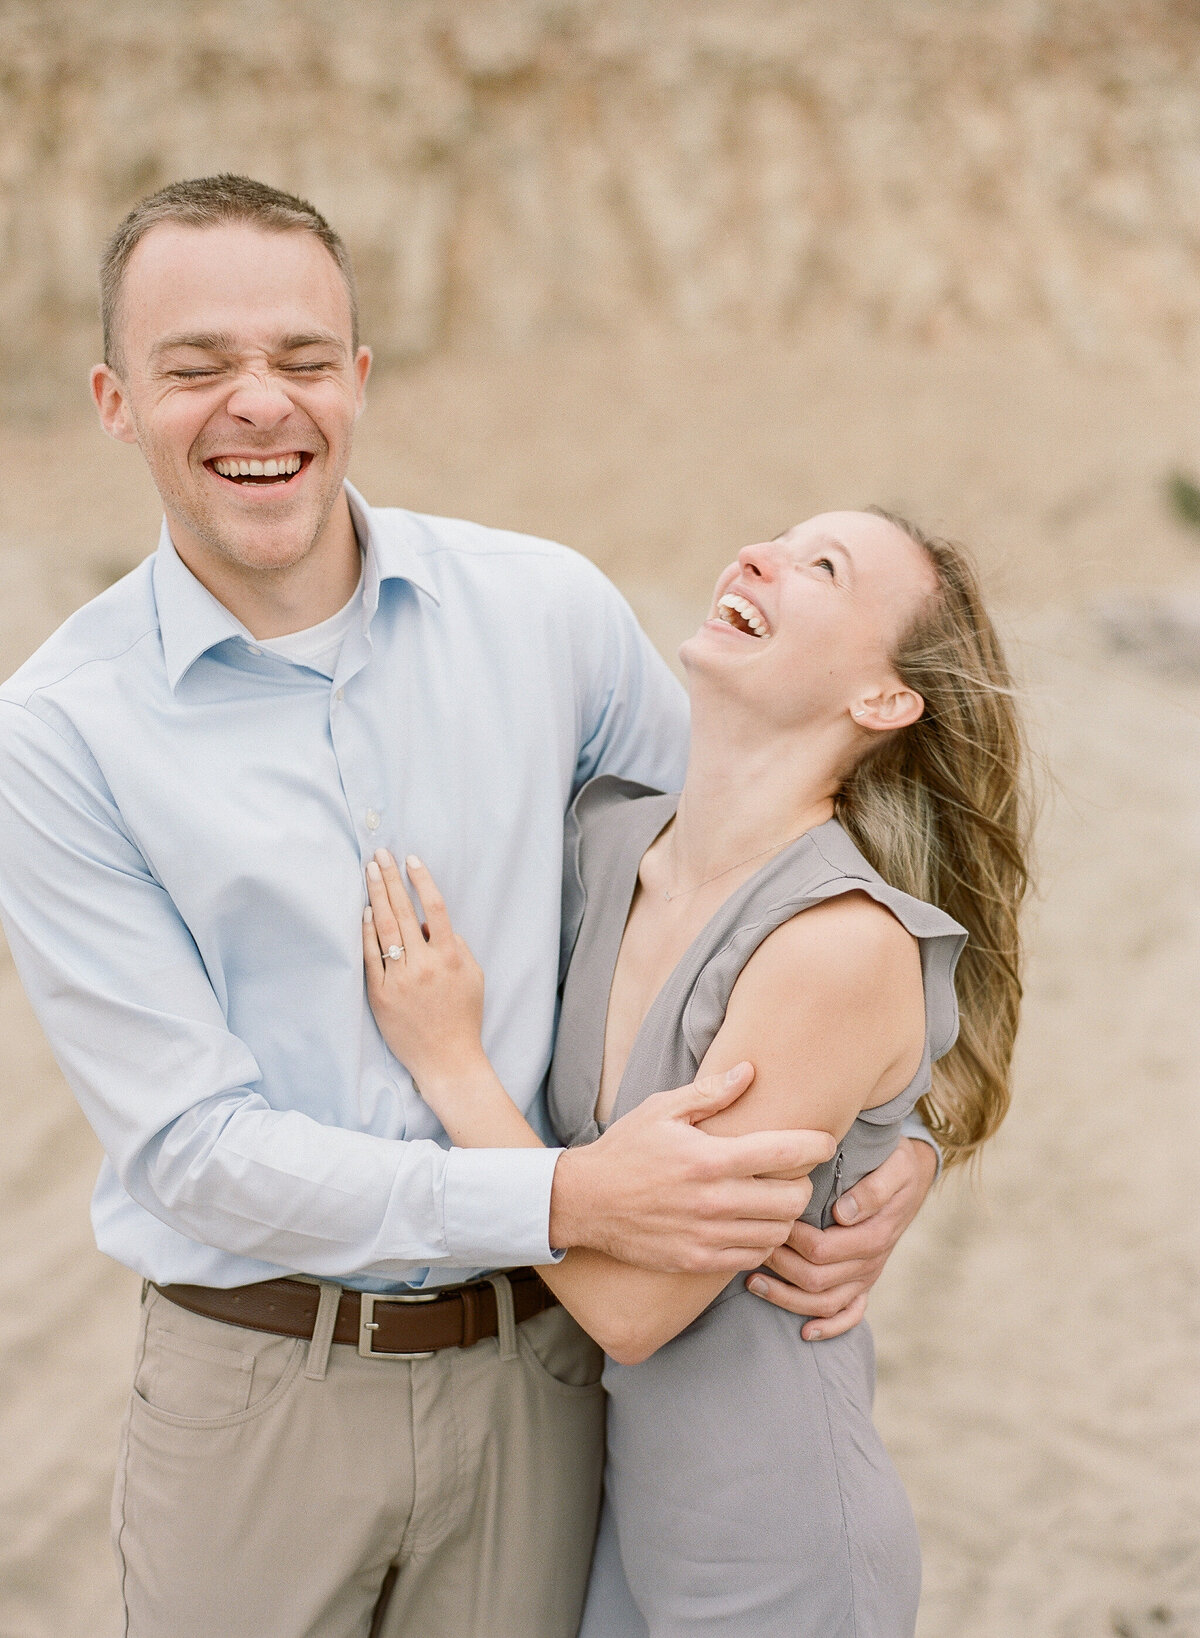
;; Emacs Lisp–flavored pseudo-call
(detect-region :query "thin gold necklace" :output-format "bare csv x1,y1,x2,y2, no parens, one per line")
662,827,809,902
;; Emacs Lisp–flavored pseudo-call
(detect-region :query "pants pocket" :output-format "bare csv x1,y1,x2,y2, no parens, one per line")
518,1303,605,1394
137,1331,256,1419
133,1288,304,1427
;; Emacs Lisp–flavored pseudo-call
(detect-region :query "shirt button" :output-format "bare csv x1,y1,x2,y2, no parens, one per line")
248,646,262,657
336,688,345,702
365,809,381,832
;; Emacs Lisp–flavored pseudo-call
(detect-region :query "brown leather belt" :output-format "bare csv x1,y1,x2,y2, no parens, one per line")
152,1269,558,1359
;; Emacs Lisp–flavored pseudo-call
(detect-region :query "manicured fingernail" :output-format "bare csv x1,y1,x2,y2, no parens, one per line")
747,1276,769,1296
807,1327,823,1341
725,1063,746,1085
363,905,373,923
838,1194,859,1223
375,849,395,868
366,861,382,881
406,855,423,871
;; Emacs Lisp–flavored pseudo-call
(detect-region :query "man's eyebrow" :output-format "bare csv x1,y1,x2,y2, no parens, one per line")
275,332,348,353
150,330,348,358
150,331,238,357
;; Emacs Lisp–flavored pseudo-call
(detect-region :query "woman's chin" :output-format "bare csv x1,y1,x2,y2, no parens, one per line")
677,628,712,675
680,619,756,671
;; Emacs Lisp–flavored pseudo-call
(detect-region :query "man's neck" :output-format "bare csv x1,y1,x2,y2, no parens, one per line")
168,491,362,639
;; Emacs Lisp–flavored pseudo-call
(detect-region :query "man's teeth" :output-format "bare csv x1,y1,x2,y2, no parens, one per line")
717,593,769,638
212,454,304,479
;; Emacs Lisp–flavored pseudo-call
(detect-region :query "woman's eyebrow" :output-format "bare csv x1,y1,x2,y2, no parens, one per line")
772,530,855,577
820,537,853,569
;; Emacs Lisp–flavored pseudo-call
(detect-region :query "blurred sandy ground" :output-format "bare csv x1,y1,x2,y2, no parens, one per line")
3,3,1200,1635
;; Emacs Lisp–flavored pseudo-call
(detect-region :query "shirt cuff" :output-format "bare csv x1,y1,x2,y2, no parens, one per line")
899,1111,943,1180
440,1145,564,1267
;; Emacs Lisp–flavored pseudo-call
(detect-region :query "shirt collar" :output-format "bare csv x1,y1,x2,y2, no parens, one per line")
153,481,440,691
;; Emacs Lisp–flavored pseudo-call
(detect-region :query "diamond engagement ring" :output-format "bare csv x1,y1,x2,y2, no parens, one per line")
385,945,405,961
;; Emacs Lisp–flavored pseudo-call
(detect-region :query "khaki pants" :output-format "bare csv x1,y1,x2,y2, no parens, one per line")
112,1280,606,1638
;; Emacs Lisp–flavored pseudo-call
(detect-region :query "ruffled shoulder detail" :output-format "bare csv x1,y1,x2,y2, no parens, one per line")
679,820,967,1108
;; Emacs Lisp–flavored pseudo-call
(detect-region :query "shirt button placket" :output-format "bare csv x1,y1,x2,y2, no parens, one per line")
325,681,381,851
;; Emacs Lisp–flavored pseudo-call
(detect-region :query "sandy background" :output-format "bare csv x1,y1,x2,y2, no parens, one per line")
2,4,1200,1635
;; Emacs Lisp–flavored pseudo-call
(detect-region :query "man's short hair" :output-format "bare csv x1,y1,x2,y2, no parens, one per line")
100,174,359,370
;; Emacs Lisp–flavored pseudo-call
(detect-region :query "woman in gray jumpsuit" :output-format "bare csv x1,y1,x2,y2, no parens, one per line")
549,776,963,1637
362,508,1030,1636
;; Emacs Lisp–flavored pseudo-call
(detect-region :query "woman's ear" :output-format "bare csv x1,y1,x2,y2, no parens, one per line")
851,681,925,733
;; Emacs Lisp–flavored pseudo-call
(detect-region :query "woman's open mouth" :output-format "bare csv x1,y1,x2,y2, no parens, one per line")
715,593,770,638
205,452,312,487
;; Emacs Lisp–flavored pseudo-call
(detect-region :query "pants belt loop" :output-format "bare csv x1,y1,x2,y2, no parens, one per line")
485,1273,518,1361
460,1285,480,1349
305,1282,342,1381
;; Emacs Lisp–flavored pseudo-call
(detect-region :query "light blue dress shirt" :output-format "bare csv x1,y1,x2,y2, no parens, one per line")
0,485,690,1292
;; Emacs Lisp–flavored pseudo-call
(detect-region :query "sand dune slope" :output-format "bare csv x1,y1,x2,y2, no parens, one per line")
869,613,1200,1638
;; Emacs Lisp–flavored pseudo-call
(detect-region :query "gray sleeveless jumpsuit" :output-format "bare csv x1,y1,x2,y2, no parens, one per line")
547,777,966,1638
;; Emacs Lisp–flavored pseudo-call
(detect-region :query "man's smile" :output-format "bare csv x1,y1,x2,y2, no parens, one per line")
204,451,312,486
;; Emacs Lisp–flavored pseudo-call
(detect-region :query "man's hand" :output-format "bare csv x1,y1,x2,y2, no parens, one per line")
745,1137,937,1339
548,1063,836,1274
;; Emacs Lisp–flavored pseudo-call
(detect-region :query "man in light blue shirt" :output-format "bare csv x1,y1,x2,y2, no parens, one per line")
0,177,937,1637
3,476,693,1293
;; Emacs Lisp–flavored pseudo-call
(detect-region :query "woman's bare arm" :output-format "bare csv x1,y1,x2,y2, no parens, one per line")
364,856,921,1363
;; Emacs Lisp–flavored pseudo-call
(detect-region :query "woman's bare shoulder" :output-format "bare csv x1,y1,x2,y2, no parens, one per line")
699,891,926,1138
721,890,925,1077
742,889,921,1000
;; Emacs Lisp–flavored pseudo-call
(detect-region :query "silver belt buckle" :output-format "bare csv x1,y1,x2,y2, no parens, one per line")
358,1289,441,1359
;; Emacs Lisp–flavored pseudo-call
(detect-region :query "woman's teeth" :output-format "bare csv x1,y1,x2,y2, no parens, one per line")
211,454,304,481
716,593,769,638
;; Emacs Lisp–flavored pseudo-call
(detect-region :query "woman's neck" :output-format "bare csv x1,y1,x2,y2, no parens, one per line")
665,702,843,891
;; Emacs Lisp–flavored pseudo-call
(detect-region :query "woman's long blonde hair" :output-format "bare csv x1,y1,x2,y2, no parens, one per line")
834,511,1031,1167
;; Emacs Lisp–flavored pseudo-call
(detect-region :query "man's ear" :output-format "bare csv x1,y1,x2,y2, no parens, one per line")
353,345,372,419
851,679,925,733
90,364,138,445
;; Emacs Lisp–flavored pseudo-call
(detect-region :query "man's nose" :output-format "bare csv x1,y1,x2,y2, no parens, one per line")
225,372,293,429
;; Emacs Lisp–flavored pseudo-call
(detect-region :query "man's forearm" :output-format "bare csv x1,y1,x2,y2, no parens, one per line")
122,1091,562,1278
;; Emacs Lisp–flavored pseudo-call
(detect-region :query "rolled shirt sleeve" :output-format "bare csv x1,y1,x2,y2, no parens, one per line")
0,699,563,1281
